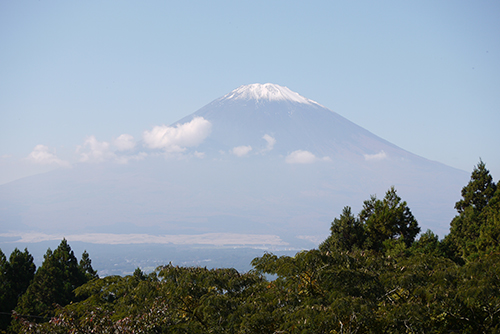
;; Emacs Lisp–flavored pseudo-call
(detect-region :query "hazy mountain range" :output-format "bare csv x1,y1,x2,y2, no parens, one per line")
0,83,469,274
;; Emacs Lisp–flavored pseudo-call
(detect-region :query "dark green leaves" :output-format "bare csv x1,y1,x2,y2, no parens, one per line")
361,187,420,251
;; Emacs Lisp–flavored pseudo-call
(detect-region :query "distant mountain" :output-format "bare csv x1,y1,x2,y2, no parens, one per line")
178,83,402,160
0,84,468,260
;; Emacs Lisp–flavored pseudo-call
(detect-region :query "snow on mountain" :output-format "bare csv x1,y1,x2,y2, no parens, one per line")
176,83,405,164
221,83,320,105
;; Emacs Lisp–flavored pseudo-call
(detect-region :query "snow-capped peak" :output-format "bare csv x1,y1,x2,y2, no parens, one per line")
222,83,318,105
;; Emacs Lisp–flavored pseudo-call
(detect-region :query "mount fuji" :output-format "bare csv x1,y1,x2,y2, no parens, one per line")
0,83,468,273
179,83,420,162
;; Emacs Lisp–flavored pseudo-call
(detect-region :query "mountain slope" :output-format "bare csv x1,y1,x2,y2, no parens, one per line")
177,83,404,162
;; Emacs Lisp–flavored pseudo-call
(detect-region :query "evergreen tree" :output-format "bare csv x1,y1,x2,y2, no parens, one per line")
0,249,9,330
79,250,98,281
132,267,146,281
446,161,498,260
455,159,497,213
0,248,36,331
6,248,36,301
319,206,365,252
360,187,420,251
411,229,443,257
476,186,500,255
16,239,88,320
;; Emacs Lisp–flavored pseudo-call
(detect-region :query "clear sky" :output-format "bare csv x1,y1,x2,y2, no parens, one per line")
1,1,499,184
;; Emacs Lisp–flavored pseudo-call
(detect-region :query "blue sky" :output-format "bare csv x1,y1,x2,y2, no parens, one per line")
1,1,499,184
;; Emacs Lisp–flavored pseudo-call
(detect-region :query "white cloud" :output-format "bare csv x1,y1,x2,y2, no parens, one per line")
231,145,252,157
78,136,148,164
364,150,387,161
27,145,70,167
143,117,212,152
285,150,317,164
113,134,136,151
262,134,276,151
77,136,115,163
194,151,205,159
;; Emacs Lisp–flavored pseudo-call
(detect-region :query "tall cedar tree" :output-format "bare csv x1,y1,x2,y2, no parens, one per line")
0,249,9,330
476,186,500,254
79,250,98,281
0,248,36,331
15,239,94,320
360,186,420,251
319,206,365,252
446,160,498,260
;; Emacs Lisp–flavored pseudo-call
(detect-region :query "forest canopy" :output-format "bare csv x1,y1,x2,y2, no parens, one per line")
1,161,499,333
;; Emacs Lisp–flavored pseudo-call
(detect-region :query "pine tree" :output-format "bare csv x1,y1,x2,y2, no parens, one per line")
0,248,36,331
6,248,36,301
16,239,88,320
79,250,98,281
455,159,497,213
446,160,498,260
411,229,443,257
319,206,365,252
0,249,10,330
360,187,420,252
476,186,500,255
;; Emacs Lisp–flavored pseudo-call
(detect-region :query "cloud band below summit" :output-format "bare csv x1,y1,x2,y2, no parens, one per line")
143,117,212,152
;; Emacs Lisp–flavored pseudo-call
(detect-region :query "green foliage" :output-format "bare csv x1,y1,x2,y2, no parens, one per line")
19,264,267,333
319,206,365,253
156,264,265,333
455,159,497,214
0,248,36,331
133,267,146,281
15,239,94,323
79,250,98,281
0,249,9,331
70,272,161,322
410,229,443,257
6,248,36,300
446,160,499,261
360,186,420,251
322,187,420,255
252,250,385,333
15,245,500,333
475,186,500,254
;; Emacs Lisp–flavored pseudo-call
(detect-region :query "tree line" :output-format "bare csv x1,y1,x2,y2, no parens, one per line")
1,160,499,333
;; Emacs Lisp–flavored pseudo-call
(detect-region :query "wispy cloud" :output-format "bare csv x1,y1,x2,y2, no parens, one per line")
26,145,70,167
77,136,115,163
364,150,387,161
262,134,276,151
231,145,252,157
143,117,212,152
113,134,136,151
285,150,317,164
193,151,205,159
77,135,146,164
